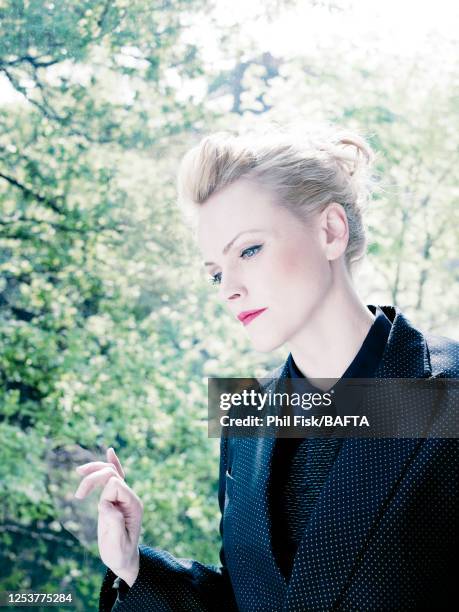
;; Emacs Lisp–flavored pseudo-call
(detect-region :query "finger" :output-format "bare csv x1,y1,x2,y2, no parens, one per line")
107,447,125,480
76,461,113,475
74,466,121,499
76,458,124,480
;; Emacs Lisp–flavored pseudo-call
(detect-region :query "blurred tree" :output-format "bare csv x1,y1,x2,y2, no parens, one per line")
0,1,269,609
1,0,457,609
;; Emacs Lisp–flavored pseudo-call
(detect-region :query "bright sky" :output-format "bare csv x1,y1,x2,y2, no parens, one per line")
1,0,457,104
196,0,458,61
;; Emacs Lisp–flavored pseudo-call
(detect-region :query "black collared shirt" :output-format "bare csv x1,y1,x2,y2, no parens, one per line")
270,305,392,580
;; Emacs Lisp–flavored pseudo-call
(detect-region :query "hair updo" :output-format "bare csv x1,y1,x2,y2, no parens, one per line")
177,121,376,268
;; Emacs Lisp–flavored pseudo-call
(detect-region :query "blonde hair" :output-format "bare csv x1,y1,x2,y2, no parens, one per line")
177,122,376,268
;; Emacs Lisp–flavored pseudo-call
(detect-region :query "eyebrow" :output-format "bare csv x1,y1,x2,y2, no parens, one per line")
204,229,265,267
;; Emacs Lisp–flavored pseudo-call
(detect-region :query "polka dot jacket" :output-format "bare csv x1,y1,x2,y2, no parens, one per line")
99,305,458,611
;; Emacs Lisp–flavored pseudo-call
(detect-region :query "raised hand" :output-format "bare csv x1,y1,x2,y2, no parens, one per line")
74,447,143,587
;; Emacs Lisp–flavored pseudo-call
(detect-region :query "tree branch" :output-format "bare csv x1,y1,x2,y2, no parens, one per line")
0,216,125,236
0,171,65,214
0,523,75,547
0,66,68,123
0,55,59,69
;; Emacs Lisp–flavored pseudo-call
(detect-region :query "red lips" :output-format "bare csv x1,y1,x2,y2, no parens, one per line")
237,308,268,326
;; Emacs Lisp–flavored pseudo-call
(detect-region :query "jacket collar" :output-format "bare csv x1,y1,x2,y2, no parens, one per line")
275,305,432,383
372,305,432,378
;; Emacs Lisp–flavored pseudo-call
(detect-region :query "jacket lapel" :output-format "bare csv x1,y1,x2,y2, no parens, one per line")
225,366,290,610
226,423,288,609
282,306,434,611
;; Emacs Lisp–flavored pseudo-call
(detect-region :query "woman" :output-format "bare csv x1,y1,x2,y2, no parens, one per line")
75,124,458,611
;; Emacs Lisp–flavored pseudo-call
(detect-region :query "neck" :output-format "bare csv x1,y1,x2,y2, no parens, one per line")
286,266,375,390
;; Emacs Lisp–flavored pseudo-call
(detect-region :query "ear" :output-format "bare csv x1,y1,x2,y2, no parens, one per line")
318,202,349,261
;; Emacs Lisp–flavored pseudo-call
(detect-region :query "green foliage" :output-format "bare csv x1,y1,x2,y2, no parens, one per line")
1,1,457,609
0,0,238,609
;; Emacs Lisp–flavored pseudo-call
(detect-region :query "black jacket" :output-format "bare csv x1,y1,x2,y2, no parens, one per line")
99,306,458,611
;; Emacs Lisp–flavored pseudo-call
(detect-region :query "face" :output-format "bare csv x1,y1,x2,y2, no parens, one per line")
197,178,337,353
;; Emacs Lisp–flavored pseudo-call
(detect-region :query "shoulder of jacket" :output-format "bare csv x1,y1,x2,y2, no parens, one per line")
425,332,459,377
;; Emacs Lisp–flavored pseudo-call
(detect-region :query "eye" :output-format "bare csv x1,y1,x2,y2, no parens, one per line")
240,244,263,259
208,245,263,287
209,272,222,286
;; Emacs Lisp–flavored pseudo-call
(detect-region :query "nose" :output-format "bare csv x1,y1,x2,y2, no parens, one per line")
219,271,247,303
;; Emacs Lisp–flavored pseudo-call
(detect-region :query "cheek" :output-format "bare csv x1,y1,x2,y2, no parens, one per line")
242,239,328,307
257,244,331,323
274,242,325,287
